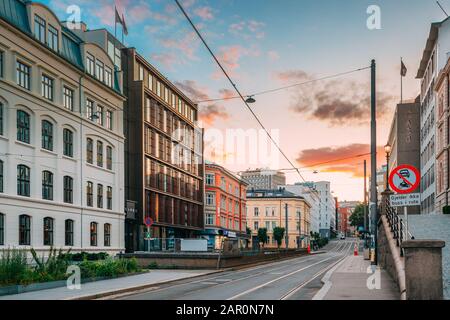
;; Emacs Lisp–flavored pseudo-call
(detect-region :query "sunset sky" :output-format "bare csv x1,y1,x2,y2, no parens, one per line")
45,0,449,201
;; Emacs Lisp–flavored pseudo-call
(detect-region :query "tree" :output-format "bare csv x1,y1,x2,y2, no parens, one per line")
257,228,268,248
349,203,366,229
273,227,285,249
246,227,252,235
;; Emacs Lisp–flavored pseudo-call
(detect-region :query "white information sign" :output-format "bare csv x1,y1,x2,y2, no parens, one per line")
390,193,420,207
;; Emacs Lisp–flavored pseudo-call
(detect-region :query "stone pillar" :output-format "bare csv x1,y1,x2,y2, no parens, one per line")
380,190,394,216
402,240,445,300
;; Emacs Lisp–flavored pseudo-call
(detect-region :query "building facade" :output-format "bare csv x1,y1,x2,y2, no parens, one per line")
246,189,311,249
203,163,248,249
338,201,359,236
279,182,320,234
240,168,286,190
0,1,125,253
314,181,336,239
122,48,204,252
376,165,387,205
386,98,421,214
434,57,450,214
416,18,450,214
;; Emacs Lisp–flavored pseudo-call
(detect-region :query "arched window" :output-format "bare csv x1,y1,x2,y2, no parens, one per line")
17,165,30,197
97,184,103,208
63,129,73,157
65,219,74,246
41,120,53,151
0,102,4,136
0,160,3,193
17,110,30,144
42,171,53,200
63,176,73,204
97,141,103,167
43,217,54,246
106,146,112,170
86,138,93,164
90,222,98,246
86,181,93,207
104,223,111,247
0,213,4,245
19,214,31,245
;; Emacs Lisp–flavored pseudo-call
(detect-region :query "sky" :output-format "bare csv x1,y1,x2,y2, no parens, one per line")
43,0,450,201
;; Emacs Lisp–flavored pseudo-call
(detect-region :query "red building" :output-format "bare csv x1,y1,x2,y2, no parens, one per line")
338,201,359,236
203,163,249,249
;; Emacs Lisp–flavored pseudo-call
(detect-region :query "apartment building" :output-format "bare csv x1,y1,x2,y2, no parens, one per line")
246,189,311,249
416,17,450,214
314,181,336,239
122,48,204,252
0,0,125,253
203,163,248,249
240,168,286,190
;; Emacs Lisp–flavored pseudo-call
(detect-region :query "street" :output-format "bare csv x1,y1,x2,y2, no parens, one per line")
113,240,356,300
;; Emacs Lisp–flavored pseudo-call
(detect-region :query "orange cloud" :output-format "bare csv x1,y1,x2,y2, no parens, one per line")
199,105,230,126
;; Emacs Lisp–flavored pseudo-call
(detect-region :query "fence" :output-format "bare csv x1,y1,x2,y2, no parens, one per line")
384,196,414,257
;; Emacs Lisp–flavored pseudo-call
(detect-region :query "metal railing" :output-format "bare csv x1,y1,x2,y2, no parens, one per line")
384,197,414,257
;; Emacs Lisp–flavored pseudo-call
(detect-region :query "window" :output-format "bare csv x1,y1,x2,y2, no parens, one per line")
63,176,73,204
97,141,103,167
205,214,214,225
86,99,94,120
106,146,112,170
0,51,3,78
48,24,58,51
97,184,103,208
63,87,74,111
171,93,176,109
43,217,54,246
107,186,112,210
41,75,54,101
254,207,259,217
106,110,113,130
156,81,161,97
16,61,30,90
34,15,46,43
17,165,30,197
0,213,4,245
0,103,2,136
63,129,73,157
87,181,93,207
139,65,144,81
0,160,3,193
104,223,111,247
19,214,31,245
90,222,98,246
105,66,112,87
86,53,95,76
41,120,53,151
205,192,215,205
42,171,53,200
95,60,104,82
86,138,93,164
254,221,259,230
65,219,74,246
206,174,215,185
17,110,30,143
148,74,153,90
96,105,104,125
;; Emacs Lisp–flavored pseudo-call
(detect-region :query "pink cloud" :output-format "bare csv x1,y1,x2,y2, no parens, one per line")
268,50,280,61
229,20,266,39
194,6,214,20
160,32,199,61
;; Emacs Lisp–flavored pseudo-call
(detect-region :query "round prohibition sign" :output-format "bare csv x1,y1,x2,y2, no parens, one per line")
144,217,154,227
388,164,420,194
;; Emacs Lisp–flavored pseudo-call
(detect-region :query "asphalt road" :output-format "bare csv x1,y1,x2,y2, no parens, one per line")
113,239,356,300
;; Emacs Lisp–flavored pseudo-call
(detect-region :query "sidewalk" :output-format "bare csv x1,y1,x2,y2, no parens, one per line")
313,255,400,300
0,269,219,300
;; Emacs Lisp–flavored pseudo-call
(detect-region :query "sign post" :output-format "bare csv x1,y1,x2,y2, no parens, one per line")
389,165,421,241
144,217,154,252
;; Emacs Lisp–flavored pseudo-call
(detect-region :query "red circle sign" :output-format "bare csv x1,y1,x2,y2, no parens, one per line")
144,217,154,227
388,165,420,194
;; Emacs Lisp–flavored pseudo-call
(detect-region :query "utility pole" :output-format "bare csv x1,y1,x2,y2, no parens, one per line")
364,159,367,232
285,203,289,250
370,59,378,265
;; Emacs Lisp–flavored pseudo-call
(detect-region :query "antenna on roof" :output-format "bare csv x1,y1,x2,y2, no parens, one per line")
437,1,449,17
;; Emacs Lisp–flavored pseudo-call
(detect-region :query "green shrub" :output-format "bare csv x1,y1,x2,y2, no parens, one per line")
147,262,159,269
0,248,28,286
443,206,450,215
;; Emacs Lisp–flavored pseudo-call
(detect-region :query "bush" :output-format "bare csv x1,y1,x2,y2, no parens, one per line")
62,252,109,262
147,262,159,269
79,258,140,279
0,248,28,286
443,206,450,215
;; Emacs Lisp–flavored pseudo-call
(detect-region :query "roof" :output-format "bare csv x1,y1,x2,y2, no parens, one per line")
246,188,305,200
205,162,249,186
0,0,30,34
416,18,450,79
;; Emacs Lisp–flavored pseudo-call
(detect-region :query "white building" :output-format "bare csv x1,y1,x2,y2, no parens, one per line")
0,1,125,254
416,17,450,214
279,183,320,234
240,168,286,190
314,181,336,239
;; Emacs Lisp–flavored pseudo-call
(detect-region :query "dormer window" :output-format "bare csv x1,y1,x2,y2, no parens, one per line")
105,66,112,87
34,15,46,44
86,53,95,76
48,24,59,51
95,60,104,82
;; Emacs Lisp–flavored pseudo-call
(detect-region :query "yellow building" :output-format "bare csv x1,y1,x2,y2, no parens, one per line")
246,189,311,249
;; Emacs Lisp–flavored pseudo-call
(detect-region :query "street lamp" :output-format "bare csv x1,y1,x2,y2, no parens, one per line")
384,144,392,190
245,96,256,104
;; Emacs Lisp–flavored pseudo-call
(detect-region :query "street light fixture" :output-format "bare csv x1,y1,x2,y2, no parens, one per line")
245,96,256,104
384,143,392,190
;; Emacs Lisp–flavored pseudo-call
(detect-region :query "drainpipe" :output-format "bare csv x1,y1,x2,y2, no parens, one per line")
79,75,84,250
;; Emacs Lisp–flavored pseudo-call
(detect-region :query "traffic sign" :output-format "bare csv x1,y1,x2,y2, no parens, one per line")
144,217,154,227
390,193,420,207
388,165,420,194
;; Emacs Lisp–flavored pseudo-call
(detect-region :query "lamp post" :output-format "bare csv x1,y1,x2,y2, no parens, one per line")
384,144,392,191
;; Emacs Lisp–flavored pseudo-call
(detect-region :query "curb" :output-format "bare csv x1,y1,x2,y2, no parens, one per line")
66,270,226,300
312,256,349,300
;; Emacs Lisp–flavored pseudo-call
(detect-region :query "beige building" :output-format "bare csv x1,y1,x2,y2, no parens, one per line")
246,189,311,249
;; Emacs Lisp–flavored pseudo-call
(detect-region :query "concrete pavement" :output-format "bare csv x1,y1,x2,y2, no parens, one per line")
313,255,400,300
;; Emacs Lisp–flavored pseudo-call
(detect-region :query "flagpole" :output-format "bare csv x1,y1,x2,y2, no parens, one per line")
401,57,403,104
